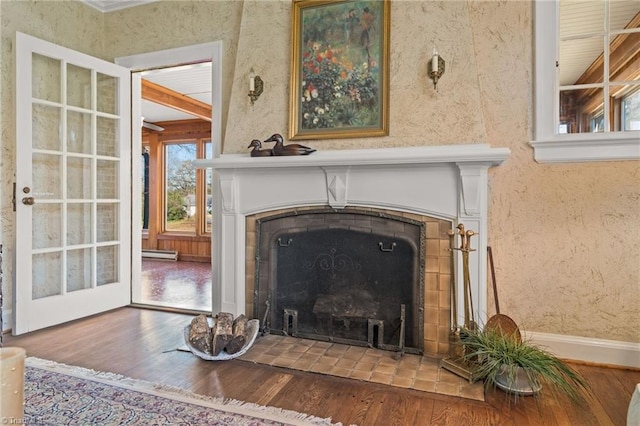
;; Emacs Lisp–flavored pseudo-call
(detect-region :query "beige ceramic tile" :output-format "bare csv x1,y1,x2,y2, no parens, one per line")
271,357,297,368
360,354,382,364
438,369,465,384
299,353,321,363
307,346,328,355
394,367,416,379
413,379,437,392
289,345,310,354
353,361,377,371
370,372,393,385
460,381,485,400
336,358,358,369
418,361,440,372
391,376,413,388
315,356,339,369
292,358,316,371
374,363,397,375
378,355,400,366
329,366,352,378
415,369,439,382
239,335,484,401
349,369,373,381
426,223,440,239
398,355,421,368
253,354,278,365
325,347,349,357
426,257,440,273
279,350,303,361
309,363,330,374
435,381,460,397
425,290,439,307
343,346,366,359
364,348,383,355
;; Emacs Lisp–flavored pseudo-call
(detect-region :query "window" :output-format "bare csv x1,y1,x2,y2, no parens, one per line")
532,0,640,163
142,149,149,230
163,139,211,234
623,89,640,130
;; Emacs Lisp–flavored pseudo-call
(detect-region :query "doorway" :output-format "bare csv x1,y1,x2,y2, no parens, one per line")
116,41,223,313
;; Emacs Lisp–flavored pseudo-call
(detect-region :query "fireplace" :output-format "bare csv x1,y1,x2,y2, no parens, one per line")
196,143,509,355
253,208,427,353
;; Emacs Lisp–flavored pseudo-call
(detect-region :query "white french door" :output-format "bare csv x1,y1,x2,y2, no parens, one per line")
14,32,132,334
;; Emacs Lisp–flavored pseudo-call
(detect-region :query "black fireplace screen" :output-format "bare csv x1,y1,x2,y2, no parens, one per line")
254,209,425,353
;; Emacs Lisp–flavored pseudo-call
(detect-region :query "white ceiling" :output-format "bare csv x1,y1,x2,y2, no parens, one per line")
139,62,213,123
559,1,639,86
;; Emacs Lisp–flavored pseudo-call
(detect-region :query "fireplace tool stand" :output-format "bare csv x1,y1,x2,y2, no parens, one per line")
440,223,477,382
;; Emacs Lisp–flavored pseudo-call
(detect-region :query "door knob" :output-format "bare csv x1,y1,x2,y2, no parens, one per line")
22,197,35,205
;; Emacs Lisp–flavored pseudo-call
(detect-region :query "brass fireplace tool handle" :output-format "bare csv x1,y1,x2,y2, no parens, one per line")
441,222,478,382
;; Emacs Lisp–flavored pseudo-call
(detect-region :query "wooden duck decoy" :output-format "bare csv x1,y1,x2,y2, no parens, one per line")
263,133,316,156
247,139,273,157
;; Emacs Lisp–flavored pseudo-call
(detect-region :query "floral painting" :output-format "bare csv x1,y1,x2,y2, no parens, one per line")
289,0,390,140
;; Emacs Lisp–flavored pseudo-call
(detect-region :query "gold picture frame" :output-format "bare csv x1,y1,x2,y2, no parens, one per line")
289,0,390,140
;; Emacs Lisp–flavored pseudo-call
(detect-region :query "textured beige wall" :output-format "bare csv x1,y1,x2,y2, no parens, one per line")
0,0,105,318
225,0,488,151
0,0,638,344
103,0,243,144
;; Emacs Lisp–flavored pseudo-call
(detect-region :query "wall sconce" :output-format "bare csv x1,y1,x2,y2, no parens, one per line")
429,47,445,91
248,70,264,105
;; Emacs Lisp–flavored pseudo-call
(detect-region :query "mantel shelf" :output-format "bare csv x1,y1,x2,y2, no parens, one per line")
195,143,510,170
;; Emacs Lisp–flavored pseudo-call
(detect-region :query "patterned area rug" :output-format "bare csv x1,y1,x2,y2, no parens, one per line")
24,358,340,426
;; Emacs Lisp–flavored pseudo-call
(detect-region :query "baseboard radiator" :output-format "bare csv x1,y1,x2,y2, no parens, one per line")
142,249,179,261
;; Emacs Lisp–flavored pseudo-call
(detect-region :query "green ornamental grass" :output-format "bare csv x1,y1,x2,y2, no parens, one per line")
460,327,590,403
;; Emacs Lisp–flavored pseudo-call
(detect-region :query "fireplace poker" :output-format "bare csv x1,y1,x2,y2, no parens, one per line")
446,229,462,359
393,304,406,360
261,300,270,336
463,228,477,330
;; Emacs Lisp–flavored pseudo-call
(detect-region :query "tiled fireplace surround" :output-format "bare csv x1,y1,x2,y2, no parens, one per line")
197,144,509,356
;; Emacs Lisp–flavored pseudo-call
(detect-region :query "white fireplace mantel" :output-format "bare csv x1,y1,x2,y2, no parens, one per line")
196,143,509,327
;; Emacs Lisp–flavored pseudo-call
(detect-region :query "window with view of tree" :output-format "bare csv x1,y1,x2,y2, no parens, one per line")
161,139,211,234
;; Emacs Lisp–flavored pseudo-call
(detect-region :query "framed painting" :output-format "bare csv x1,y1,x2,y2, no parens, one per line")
289,0,390,140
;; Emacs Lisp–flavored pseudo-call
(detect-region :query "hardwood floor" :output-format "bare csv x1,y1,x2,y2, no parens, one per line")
4,307,638,425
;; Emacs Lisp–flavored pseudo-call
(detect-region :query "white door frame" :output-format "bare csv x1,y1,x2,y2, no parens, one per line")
116,41,223,308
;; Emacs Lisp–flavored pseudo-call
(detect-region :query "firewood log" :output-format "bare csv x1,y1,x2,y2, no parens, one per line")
211,312,234,355
188,314,213,354
225,314,248,354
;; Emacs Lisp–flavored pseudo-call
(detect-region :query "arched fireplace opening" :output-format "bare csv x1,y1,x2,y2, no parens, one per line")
249,207,453,355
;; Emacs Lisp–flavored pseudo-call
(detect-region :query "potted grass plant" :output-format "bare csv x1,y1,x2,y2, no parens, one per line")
459,327,590,402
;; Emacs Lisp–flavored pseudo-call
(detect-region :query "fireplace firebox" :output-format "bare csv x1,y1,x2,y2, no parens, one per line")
254,209,426,353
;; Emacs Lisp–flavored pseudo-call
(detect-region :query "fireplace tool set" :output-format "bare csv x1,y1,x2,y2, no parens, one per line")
440,223,478,382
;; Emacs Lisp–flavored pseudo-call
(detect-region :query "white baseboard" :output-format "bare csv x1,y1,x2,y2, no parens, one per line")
527,331,640,369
